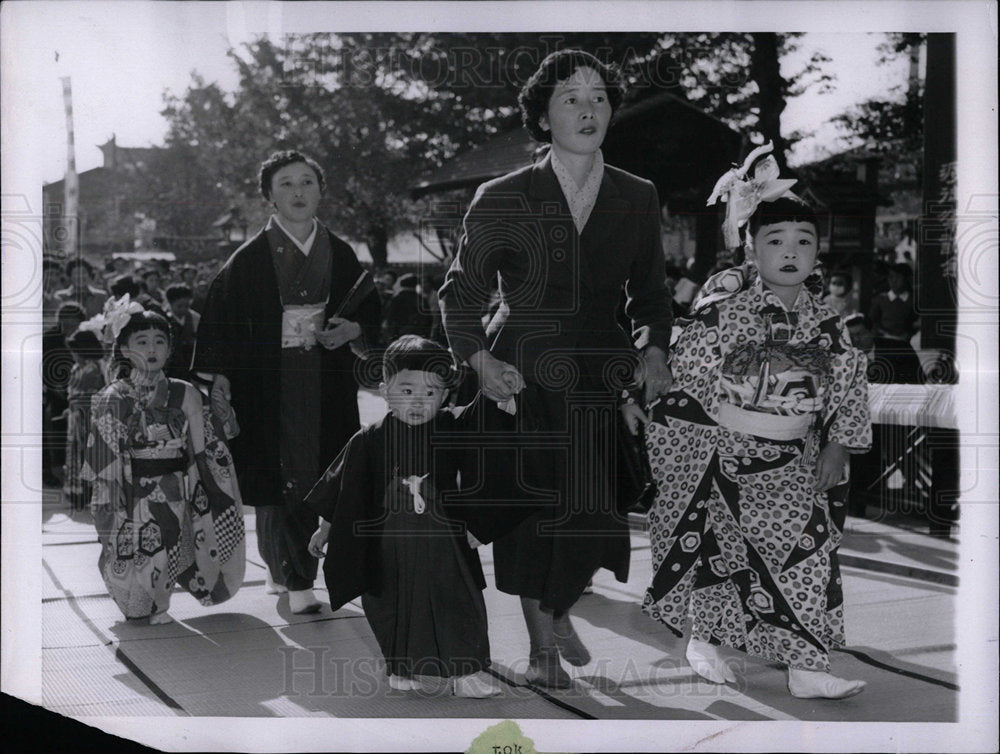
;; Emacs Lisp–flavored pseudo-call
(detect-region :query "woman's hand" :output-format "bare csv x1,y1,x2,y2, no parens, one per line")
620,400,651,436
317,317,362,350
815,441,849,491
210,374,231,418
638,345,673,404
308,520,331,558
468,350,524,403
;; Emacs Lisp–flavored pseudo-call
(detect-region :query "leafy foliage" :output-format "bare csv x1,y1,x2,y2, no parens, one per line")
831,34,924,155
151,33,834,264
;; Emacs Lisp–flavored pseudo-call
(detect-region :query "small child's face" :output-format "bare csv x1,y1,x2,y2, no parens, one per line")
123,328,170,376
169,297,192,320
381,369,448,426
750,221,819,294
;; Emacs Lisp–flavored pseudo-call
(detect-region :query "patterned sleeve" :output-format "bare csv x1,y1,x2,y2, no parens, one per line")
82,384,130,507
823,320,872,453
669,306,725,416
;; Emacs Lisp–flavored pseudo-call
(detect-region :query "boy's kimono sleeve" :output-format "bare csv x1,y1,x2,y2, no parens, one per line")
304,431,363,521
303,428,378,609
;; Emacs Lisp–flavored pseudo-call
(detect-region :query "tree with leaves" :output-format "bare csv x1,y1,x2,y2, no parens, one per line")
154,33,835,265
832,33,924,156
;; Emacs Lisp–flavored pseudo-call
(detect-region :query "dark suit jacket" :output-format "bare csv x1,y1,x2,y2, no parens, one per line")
439,152,672,386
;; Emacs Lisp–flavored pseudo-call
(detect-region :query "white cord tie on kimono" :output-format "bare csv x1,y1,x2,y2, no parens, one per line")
706,142,800,250
402,473,430,514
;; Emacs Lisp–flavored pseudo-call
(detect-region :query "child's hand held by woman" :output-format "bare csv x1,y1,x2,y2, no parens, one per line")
468,349,524,403
620,397,651,436
639,345,673,403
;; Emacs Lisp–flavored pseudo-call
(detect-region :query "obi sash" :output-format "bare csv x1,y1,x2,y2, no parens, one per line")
717,402,813,441
281,304,326,350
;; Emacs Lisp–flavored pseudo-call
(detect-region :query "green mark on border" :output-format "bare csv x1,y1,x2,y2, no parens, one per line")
467,720,550,754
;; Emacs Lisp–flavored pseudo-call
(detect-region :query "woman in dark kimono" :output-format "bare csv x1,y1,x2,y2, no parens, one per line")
439,50,674,688
193,151,381,614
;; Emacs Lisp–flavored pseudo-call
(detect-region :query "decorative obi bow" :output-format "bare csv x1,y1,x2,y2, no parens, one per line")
96,294,145,343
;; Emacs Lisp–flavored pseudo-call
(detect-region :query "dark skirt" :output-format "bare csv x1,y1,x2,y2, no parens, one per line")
491,379,631,611
362,490,490,678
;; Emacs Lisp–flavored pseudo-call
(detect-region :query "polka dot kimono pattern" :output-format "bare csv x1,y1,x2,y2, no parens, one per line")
83,376,246,619
642,281,870,671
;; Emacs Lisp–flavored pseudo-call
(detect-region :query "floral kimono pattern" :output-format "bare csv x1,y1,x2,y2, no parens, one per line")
642,278,870,671
83,376,245,619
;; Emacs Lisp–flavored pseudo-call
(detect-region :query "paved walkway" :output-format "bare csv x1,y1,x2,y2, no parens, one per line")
40,491,959,721
32,389,972,749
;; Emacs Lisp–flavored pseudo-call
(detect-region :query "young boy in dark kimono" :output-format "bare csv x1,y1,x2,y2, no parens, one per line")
306,335,504,698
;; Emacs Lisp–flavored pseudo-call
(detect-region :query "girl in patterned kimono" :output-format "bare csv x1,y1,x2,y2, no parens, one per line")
636,145,872,699
84,298,245,624
62,328,106,510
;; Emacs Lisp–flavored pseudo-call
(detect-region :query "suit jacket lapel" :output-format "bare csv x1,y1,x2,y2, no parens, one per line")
527,153,582,293
584,169,631,249
529,153,634,295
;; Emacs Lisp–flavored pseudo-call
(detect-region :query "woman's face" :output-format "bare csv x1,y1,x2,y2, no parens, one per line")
540,66,612,158
749,221,819,298
269,162,321,225
123,327,170,376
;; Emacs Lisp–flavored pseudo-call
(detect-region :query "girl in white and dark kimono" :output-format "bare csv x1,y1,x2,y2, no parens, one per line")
637,145,872,699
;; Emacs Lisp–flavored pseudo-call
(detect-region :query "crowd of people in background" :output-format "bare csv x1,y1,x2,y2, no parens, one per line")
40,234,932,506
40,255,448,494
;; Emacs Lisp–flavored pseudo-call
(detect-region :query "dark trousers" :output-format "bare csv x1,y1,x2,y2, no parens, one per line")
256,504,318,591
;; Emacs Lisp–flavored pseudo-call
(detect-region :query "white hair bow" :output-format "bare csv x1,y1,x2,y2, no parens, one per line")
707,142,799,249
101,294,145,342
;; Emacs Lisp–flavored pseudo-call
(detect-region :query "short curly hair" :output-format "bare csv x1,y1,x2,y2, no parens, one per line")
518,49,625,143
258,150,327,200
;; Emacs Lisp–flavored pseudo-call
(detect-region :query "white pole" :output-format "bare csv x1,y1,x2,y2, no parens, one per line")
60,75,79,260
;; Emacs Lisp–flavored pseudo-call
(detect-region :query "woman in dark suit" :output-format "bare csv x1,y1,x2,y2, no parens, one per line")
439,50,674,688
